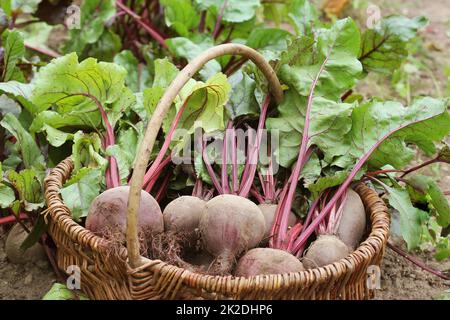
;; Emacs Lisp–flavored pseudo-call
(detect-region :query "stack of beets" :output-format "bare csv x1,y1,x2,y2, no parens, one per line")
85,185,366,276
84,121,367,277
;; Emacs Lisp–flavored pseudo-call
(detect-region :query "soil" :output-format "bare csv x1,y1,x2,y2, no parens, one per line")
0,228,56,300
376,246,450,300
0,0,448,300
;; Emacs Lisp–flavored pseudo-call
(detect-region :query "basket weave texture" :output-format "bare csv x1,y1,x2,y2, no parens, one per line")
44,157,390,300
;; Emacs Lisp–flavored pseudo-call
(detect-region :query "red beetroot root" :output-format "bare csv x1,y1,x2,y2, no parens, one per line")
86,186,163,241
235,248,304,277
163,196,206,245
336,189,366,250
303,235,350,269
199,194,265,275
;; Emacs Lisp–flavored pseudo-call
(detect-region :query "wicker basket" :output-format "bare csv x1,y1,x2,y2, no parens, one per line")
44,44,390,300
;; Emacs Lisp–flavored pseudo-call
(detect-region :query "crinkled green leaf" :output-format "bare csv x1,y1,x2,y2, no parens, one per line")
262,0,287,26
106,144,130,184
0,93,20,116
225,70,259,119
288,0,319,36
2,29,25,82
142,86,165,122
0,80,36,113
153,58,179,89
144,58,181,122
132,92,146,120
266,90,354,167
6,168,44,210
42,283,89,300
29,110,102,134
0,80,31,98
62,0,115,54
0,113,45,169
300,152,322,188
160,0,199,37
105,123,143,183
108,86,137,128
359,15,428,74
114,50,153,92
72,131,107,174
41,124,73,147
156,73,231,160
246,28,291,61
166,37,220,80
386,186,423,250
342,97,450,169
0,182,14,208
118,122,143,164
279,18,362,100
31,53,127,113
195,0,260,23
19,19,53,48
85,29,121,62
307,170,348,198
141,58,184,123
177,73,231,134
407,174,450,227
61,167,102,221
276,36,315,72
1,140,21,171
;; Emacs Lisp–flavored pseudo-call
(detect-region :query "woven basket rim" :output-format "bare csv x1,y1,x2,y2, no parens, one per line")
44,157,390,291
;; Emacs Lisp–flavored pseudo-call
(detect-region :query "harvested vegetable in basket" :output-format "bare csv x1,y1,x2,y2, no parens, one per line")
0,1,448,293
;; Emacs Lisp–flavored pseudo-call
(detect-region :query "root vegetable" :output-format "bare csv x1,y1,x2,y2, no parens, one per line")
234,248,304,277
163,196,206,244
199,194,265,274
5,223,46,265
336,189,366,250
258,203,296,243
303,235,350,269
86,186,163,241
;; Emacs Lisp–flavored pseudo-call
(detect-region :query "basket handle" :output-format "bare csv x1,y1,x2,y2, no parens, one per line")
126,43,284,268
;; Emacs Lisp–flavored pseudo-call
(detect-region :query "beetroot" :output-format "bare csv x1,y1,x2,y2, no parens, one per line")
199,194,265,274
163,196,206,244
336,189,366,250
235,248,304,277
86,186,163,241
258,203,296,243
303,235,350,269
